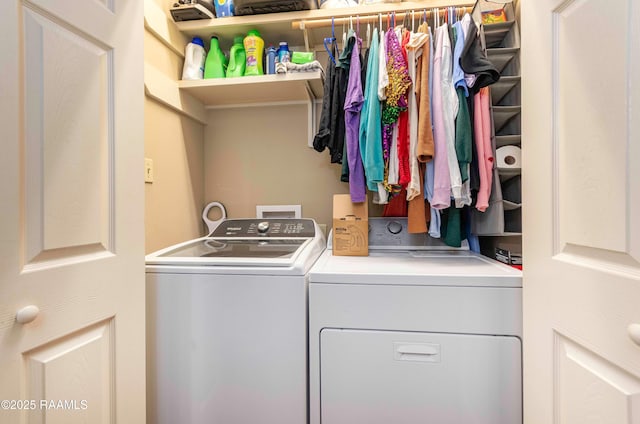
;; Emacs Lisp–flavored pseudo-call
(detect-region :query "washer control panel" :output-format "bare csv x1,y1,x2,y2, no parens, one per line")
212,219,316,238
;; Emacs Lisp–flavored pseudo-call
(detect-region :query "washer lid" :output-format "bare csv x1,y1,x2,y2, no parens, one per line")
145,218,323,268
150,238,308,261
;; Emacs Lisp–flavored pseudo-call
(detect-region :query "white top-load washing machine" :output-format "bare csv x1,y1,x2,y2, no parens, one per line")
308,218,522,424
146,218,325,424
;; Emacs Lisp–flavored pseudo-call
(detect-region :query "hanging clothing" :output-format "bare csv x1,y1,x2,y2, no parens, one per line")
460,13,478,90
424,25,441,237
407,163,428,233
338,30,358,182
382,27,411,195
431,24,452,210
440,206,462,247
439,23,462,208
344,33,366,202
359,27,383,192
415,23,434,163
425,161,441,238
374,29,390,204
377,29,388,101
460,14,500,93
406,29,431,234
406,30,430,200
383,187,408,217
452,22,469,97
312,41,338,159
474,87,494,212
388,125,399,185
452,22,472,206
397,29,412,189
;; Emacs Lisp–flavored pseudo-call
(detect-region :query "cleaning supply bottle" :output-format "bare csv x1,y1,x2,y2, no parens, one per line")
226,36,246,77
243,30,264,76
213,0,234,17
277,41,291,63
266,45,277,75
181,37,206,80
204,36,226,79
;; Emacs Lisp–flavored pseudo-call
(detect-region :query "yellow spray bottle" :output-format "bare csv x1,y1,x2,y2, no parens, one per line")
243,30,264,76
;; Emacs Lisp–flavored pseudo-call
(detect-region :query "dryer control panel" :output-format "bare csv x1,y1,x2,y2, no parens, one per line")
368,218,469,250
212,219,316,238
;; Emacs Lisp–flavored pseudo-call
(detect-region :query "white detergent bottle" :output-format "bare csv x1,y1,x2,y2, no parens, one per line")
182,37,206,80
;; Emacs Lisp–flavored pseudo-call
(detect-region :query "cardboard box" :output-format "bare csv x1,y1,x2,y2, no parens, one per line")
332,194,368,256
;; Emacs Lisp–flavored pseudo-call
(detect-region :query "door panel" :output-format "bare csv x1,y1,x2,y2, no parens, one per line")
522,0,640,423
0,0,144,422
555,334,640,424
25,319,115,424
554,0,631,255
24,6,112,265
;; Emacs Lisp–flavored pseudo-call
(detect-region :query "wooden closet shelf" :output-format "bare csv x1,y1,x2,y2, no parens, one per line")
178,71,324,106
491,76,520,105
483,20,515,48
487,47,519,73
493,105,521,132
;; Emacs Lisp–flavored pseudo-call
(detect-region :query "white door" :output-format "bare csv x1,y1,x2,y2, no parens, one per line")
0,0,145,423
522,0,640,423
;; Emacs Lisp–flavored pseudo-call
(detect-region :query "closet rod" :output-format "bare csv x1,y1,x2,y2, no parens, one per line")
291,5,472,30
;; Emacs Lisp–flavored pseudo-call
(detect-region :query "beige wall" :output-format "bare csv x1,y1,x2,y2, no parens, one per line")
204,104,349,228
143,0,380,248
144,21,205,253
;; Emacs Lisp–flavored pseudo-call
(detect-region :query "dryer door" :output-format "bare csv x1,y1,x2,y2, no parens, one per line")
320,329,521,424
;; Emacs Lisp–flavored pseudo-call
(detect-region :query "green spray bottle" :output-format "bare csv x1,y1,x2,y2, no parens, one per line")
204,35,226,79
226,36,246,78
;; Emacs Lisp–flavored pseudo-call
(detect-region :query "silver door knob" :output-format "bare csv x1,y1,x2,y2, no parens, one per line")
16,305,40,324
628,324,640,346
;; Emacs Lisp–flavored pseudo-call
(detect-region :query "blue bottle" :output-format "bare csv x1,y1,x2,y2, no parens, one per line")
266,46,277,75
277,41,290,63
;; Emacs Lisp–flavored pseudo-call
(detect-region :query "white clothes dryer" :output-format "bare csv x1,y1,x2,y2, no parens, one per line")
308,218,522,424
146,218,325,424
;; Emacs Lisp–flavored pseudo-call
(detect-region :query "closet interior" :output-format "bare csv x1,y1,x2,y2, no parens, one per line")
148,0,522,264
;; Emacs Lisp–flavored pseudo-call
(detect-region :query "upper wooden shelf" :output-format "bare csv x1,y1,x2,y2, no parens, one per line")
178,71,324,106
175,1,473,48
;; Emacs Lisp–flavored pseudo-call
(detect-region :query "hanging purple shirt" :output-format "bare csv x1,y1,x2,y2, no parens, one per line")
344,32,366,203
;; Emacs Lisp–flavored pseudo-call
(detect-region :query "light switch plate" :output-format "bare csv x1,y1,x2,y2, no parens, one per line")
144,158,154,183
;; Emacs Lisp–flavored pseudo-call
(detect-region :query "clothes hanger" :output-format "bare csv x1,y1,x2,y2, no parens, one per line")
323,17,337,65
411,10,415,32
366,21,371,48
342,20,347,50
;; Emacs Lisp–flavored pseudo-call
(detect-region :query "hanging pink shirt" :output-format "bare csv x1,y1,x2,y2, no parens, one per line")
474,87,493,211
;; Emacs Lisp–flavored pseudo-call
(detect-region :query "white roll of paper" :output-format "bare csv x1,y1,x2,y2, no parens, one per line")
496,145,522,170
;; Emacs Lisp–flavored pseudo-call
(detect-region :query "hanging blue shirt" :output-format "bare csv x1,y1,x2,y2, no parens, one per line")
452,21,468,96
358,28,383,192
